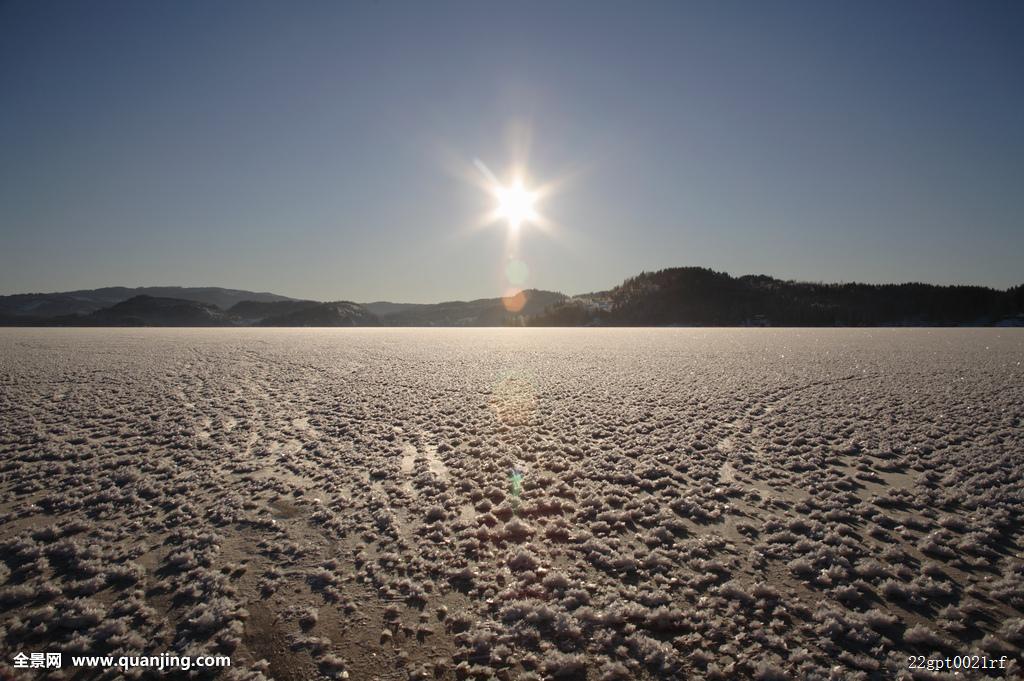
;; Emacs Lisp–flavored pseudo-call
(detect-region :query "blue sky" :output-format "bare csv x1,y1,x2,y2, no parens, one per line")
1,1,1021,301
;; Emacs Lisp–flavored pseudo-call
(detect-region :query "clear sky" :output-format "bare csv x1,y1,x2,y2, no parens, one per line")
1,1,1021,302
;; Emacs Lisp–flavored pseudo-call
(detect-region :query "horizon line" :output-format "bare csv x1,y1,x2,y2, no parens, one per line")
1,266,1021,303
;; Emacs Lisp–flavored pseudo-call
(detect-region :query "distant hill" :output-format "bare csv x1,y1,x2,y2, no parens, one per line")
368,289,567,326
256,301,378,327
0,286,294,322
0,294,378,327
362,301,423,317
528,267,1024,327
83,295,234,326
228,300,321,324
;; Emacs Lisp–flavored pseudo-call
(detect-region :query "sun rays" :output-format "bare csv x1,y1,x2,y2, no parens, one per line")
439,124,572,310
471,158,556,244
492,179,538,233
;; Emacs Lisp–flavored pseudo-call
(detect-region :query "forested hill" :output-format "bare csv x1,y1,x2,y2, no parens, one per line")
528,267,1024,327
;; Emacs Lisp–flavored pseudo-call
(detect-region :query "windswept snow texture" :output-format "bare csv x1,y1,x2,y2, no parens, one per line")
1,328,1023,681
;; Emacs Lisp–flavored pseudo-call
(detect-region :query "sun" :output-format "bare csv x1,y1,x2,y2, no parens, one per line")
493,179,539,231
470,158,553,238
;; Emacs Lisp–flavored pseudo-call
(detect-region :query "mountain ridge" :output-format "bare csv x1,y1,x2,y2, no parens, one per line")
0,286,295,320
1,269,1021,327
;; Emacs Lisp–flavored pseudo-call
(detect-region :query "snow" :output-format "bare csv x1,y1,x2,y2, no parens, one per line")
0,327,1022,679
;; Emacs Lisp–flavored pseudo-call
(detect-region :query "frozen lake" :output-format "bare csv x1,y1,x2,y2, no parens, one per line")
1,328,1022,680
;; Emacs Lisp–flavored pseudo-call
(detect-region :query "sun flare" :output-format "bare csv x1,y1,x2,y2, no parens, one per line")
467,154,561,250
493,180,539,231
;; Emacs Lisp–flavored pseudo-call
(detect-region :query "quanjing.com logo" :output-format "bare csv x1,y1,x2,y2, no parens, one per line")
11,652,62,669
10,651,231,672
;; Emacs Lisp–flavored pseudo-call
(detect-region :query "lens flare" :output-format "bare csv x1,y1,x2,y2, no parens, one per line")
502,289,527,313
505,259,529,286
510,467,526,514
491,371,537,426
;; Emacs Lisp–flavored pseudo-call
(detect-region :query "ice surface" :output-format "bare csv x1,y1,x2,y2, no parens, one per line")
0,328,1022,679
